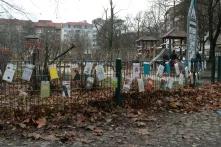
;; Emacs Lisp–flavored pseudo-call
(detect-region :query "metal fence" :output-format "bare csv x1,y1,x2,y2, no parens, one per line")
0,59,206,116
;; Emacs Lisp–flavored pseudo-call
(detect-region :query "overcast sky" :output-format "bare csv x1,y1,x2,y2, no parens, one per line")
6,0,155,23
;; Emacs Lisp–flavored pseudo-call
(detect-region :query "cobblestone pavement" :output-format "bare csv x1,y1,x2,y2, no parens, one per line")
0,110,221,147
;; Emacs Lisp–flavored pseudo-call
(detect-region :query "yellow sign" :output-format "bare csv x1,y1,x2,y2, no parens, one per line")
49,64,59,80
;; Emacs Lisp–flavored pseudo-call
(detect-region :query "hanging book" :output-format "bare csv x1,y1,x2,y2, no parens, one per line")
111,77,118,89
145,78,154,92
165,62,171,74
70,64,79,79
174,63,180,76
2,63,17,83
156,65,164,77
137,79,145,92
143,62,150,76
96,65,106,81
86,77,94,89
62,81,71,97
49,64,59,80
22,64,34,81
84,62,93,75
167,77,174,89
123,77,132,93
40,81,50,98
179,73,184,86
133,63,140,79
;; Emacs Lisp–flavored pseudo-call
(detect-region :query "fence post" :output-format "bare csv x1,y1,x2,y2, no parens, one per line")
115,58,122,105
217,56,221,81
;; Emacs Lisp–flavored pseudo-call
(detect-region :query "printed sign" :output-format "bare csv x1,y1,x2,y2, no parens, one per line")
96,65,106,81
40,81,50,98
84,63,93,75
133,63,140,79
2,63,17,83
22,64,34,81
144,62,150,76
156,65,165,77
62,81,71,97
49,64,59,80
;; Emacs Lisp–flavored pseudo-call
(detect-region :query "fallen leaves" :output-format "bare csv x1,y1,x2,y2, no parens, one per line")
36,117,47,128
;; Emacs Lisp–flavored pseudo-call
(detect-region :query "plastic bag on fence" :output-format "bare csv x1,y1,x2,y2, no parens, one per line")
145,78,154,92
49,64,59,80
86,77,94,89
96,65,106,81
22,64,34,81
156,65,165,77
179,73,184,86
2,63,17,83
137,79,145,92
84,62,93,75
40,81,50,98
166,77,174,89
144,62,151,76
133,63,141,79
174,63,180,76
62,81,71,97
123,77,132,93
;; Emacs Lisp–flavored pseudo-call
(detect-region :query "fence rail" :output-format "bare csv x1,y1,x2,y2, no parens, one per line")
0,59,206,116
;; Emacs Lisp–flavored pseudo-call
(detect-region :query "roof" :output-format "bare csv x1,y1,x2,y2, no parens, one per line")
136,36,159,42
35,20,62,29
162,28,186,39
65,21,92,26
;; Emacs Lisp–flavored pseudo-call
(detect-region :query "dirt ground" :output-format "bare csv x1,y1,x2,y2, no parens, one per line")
0,109,220,147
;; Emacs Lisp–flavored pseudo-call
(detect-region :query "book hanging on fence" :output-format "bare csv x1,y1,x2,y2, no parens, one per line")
156,64,165,77
143,62,150,76
137,79,145,92
133,63,140,79
84,63,93,75
86,77,94,89
62,81,71,97
165,62,171,74
2,63,17,83
179,73,184,86
96,65,106,81
145,78,154,92
174,63,180,76
123,77,132,93
22,64,34,81
185,66,189,78
111,77,118,89
70,64,79,79
49,64,59,80
166,77,174,89
40,81,50,98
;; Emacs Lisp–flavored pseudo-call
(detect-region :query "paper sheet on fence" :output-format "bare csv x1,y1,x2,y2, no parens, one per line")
133,63,140,79
22,64,34,81
2,63,17,83
62,81,71,97
179,74,184,86
144,62,150,76
40,81,50,98
49,64,59,80
123,77,132,93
